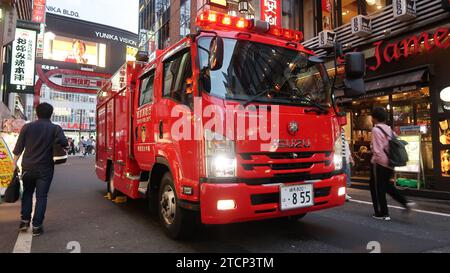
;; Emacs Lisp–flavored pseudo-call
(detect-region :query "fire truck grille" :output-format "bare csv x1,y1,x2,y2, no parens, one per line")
242,161,331,171
250,187,331,205
238,151,333,175
238,172,337,185
240,151,332,160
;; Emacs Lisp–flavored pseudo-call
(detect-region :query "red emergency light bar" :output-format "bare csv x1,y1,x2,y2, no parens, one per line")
196,11,303,42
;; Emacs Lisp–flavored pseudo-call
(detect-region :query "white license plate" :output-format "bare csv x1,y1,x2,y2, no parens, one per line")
280,184,314,211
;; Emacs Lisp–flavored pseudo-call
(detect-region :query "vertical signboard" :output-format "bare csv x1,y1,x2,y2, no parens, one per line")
261,0,281,26
32,0,47,23
10,28,37,93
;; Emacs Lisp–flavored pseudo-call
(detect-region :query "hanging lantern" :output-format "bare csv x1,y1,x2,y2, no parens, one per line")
238,0,249,13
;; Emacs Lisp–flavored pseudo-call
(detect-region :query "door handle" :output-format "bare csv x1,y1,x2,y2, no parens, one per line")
135,127,139,141
159,121,163,139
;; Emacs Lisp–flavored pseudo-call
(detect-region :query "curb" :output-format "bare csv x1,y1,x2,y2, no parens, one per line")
350,181,450,201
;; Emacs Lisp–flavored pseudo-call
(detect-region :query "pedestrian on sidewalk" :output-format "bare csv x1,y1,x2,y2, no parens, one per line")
369,107,415,221
342,128,354,201
12,103,68,236
79,136,86,156
67,138,76,155
84,136,93,156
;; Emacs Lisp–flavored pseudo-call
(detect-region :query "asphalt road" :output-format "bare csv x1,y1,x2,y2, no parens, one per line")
1,157,450,253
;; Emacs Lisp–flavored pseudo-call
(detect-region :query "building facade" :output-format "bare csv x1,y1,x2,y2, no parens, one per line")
139,0,450,195
0,0,34,121
138,0,399,52
303,0,450,195
34,0,139,142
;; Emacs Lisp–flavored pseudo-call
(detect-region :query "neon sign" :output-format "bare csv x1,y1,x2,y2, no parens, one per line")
261,0,281,26
368,27,450,71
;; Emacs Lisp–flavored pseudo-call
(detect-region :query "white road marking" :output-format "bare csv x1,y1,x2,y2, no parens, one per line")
12,197,35,253
350,199,450,218
13,230,33,253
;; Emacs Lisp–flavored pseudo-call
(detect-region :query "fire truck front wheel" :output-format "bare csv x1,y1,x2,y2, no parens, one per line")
158,172,197,239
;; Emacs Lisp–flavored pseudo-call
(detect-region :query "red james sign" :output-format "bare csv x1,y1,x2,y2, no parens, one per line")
261,0,281,26
368,27,450,71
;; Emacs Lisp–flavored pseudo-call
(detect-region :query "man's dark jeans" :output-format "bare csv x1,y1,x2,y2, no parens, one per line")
21,167,54,227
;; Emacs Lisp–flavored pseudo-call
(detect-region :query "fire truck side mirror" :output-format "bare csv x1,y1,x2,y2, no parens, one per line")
209,36,224,71
343,52,365,98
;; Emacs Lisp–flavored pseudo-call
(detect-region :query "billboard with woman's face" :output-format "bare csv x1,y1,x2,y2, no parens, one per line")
43,34,106,67
39,13,138,74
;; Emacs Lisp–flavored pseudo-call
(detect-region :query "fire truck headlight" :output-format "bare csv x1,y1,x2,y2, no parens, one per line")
205,130,236,178
334,138,343,170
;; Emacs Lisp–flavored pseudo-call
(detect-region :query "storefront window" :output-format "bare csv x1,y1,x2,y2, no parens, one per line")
341,0,359,24
346,87,433,179
180,0,191,37
282,0,300,30
339,0,391,25
365,0,390,14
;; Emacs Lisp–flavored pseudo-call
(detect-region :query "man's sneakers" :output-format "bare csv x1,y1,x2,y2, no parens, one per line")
32,226,44,237
19,220,30,231
19,221,44,236
372,214,391,221
345,194,352,201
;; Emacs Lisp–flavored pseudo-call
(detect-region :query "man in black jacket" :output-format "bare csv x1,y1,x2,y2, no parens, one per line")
13,103,68,236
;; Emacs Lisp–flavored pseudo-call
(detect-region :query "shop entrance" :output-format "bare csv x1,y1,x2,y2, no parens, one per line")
342,87,433,181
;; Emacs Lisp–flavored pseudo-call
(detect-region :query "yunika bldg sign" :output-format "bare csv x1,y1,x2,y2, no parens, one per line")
368,27,450,71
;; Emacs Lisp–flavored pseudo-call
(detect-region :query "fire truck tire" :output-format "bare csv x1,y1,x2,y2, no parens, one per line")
107,165,121,200
284,213,307,222
158,172,197,239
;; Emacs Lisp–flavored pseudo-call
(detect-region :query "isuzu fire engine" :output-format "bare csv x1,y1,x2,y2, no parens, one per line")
96,11,366,239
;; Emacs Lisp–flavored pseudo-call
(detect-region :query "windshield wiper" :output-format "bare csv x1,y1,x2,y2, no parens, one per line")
291,96,329,114
241,88,275,107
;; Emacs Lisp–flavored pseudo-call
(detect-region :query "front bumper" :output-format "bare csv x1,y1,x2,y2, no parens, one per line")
199,173,346,224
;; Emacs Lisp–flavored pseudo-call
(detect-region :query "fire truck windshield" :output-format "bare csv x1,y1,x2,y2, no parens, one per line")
198,37,331,106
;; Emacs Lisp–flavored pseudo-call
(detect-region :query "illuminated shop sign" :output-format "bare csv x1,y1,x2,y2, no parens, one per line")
32,0,47,23
10,28,37,93
368,27,450,71
261,0,281,26
43,33,106,67
61,75,107,90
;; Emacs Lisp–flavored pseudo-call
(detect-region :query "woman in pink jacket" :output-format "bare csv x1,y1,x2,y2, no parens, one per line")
369,107,415,221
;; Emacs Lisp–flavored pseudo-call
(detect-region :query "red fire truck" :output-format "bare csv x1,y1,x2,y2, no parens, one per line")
96,11,365,239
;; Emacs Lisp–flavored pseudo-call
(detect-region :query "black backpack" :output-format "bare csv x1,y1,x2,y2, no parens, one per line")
375,126,409,167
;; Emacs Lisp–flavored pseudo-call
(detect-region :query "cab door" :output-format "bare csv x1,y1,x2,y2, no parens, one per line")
155,46,200,198
133,69,156,170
